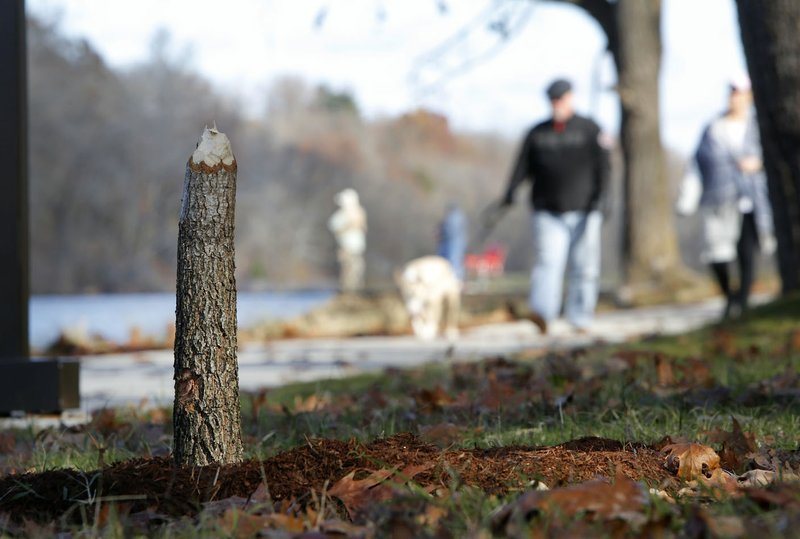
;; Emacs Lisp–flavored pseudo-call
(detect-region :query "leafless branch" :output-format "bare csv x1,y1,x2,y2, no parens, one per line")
409,0,617,99
409,0,537,97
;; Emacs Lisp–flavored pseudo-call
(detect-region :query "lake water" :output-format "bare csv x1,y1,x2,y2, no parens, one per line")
29,290,333,349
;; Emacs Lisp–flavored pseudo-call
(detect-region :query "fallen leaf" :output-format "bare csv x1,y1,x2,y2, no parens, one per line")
649,488,675,504
248,481,272,505
91,408,126,434
94,504,112,528
760,366,800,392
744,484,800,509
304,504,318,525
662,443,720,481
699,467,740,496
419,423,464,447
414,385,455,413
737,469,775,488
0,433,16,454
21,519,56,539
390,462,433,485
415,504,448,527
364,388,388,408
680,357,715,388
788,329,800,353
611,349,649,369
327,469,395,519
250,389,269,420
492,473,649,534
479,378,518,410
262,513,306,533
293,393,328,413
708,515,745,538
201,496,249,517
684,506,745,538
147,407,168,425
654,353,675,387
718,417,758,474
676,467,740,500
652,435,685,451
710,328,737,356
125,509,172,530
219,509,270,539
327,464,432,520
319,518,373,536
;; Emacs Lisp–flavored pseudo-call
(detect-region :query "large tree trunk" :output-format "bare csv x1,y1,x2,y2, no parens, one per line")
736,0,800,293
562,0,682,290
612,0,681,286
173,127,243,466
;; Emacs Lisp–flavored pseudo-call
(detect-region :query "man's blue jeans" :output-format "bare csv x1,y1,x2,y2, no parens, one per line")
529,210,602,328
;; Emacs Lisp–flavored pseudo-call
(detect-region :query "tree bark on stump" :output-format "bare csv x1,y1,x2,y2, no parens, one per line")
173,127,243,466
736,0,800,293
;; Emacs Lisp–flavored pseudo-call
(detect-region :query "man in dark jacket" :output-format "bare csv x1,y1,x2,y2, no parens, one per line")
501,78,610,334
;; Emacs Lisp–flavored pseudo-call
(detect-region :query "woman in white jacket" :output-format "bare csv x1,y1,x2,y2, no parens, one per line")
677,76,775,319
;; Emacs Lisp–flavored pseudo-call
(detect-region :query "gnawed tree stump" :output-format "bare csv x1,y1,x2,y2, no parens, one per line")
173,127,243,466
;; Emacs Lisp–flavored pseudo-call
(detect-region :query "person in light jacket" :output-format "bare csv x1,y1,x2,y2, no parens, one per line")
677,75,775,318
328,188,367,292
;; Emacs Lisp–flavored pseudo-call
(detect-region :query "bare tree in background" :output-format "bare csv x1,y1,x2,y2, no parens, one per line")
414,0,683,289
736,0,800,293
25,15,540,293
28,20,243,293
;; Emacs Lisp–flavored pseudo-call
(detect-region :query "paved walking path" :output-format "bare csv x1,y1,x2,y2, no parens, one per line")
72,295,747,412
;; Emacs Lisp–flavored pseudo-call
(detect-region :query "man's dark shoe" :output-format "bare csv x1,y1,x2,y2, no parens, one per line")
525,311,548,334
506,301,548,334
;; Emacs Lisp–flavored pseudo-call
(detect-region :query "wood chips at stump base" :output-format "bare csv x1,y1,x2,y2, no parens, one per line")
0,433,671,523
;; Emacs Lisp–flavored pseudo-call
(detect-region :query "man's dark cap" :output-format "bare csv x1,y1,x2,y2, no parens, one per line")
546,79,572,100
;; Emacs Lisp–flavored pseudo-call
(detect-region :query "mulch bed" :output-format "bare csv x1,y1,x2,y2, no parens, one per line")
0,433,671,523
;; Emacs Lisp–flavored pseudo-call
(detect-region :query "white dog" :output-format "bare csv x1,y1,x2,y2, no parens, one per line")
395,256,461,341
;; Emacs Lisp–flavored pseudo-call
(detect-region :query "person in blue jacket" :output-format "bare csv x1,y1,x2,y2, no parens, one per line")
437,202,467,281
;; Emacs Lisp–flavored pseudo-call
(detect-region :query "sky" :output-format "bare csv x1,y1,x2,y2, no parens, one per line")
27,0,747,156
